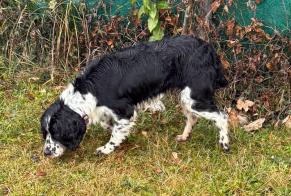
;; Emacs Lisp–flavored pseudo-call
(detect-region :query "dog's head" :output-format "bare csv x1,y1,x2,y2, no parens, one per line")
40,100,87,158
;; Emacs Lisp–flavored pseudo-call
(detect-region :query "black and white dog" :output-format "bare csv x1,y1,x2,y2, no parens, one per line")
41,35,229,158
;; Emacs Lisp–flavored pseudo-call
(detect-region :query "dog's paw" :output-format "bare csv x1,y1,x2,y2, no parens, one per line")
220,142,230,153
95,145,114,156
175,134,188,142
219,135,230,153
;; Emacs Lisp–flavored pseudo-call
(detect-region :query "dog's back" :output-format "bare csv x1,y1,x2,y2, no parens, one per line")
75,35,227,107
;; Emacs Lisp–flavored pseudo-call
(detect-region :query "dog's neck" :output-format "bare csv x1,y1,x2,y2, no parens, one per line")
60,83,97,125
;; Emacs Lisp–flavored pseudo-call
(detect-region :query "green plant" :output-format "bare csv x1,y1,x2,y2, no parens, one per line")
132,0,169,41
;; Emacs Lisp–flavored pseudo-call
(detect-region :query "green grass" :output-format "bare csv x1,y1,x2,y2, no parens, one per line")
0,76,290,195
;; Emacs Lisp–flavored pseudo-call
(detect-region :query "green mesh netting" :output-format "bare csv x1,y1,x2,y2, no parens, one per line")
226,0,290,35
34,0,290,35
88,0,290,35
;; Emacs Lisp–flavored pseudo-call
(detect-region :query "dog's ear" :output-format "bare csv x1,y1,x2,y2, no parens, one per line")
49,105,86,150
40,100,61,139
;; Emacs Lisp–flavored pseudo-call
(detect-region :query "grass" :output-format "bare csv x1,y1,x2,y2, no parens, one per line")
0,74,290,195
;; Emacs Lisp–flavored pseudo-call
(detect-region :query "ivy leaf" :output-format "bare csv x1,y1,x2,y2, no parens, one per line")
149,24,164,41
149,3,157,19
130,0,137,5
138,5,146,19
148,15,159,32
143,0,150,10
157,0,169,9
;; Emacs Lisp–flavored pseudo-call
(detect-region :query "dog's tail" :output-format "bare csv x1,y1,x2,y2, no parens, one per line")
214,54,228,89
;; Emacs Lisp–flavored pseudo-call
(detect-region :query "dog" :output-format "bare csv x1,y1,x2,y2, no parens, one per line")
40,35,229,158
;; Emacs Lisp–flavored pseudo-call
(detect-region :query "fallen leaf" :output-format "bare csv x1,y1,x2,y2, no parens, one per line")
106,39,113,46
155,168,162,174
226,19,235,36
141,131,148,137
282,115,291,129
36,170,47,177
220,55,230,69
236,99,255,112
227,108,248,128
255,0,261,4
26,91,35,100
211,0,221,13
243,118,265,132
266,62,273,70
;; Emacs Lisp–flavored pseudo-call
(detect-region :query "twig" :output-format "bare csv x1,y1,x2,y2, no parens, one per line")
182,0,193,35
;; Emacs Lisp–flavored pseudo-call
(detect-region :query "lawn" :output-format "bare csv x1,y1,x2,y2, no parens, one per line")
0,75,290,195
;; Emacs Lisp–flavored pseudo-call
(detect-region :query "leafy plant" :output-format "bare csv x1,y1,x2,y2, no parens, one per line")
131,0,169,41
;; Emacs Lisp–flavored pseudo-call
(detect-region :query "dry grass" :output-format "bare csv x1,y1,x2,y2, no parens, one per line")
0,74,290,195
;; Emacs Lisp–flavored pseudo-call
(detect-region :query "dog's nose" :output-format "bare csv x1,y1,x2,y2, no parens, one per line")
44,148,52,156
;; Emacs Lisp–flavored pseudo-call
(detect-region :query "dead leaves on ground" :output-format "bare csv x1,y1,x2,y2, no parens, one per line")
243,118,265,132
227,108,248,128
282,115,291,129
236,99,255,112
228,98,267,132
210,0,222,13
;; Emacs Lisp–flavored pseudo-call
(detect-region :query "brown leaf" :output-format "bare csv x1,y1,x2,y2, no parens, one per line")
155,168,162,174
36,170,47,177
234,44,242,55
220,55,230,69
211,0,221,13
282,115,291,129
226,19,235,36
266,62,273,70
255,0,262,4
236,99,255,112
26,91,35,101
243,118,265,132
165,16,172,23
227,108,248,128
106,39,113,46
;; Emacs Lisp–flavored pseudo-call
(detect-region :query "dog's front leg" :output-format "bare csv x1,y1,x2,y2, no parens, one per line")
95,119,134,155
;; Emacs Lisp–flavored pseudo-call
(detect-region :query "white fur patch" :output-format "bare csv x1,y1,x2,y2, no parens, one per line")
44,133,66,158
96,118,135,155
60,84,117,126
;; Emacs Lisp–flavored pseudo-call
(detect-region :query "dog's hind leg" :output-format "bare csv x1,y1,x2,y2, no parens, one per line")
95,118,135,155
180,87,230,152
176,95,198,142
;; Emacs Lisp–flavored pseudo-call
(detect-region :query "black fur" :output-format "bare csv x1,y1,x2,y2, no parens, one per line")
41,35,228,151
41,100,86,150
75,35,227,117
